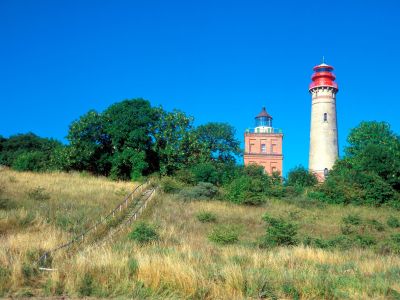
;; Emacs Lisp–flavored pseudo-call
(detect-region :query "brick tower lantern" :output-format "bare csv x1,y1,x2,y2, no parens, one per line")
244,107,283,175
308,62,339,181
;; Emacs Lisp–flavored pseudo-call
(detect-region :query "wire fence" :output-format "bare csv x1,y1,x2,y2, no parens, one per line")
37,182,151,267
78,187,158,255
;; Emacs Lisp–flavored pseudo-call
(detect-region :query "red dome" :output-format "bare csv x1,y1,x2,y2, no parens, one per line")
309,63,338,92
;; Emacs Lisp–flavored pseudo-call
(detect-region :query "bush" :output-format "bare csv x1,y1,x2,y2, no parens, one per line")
208,225,239,245
286,165,318,188
190,162,219,185
160,177,184,194
342,214,362,225
128,257,139,276
367,219,385,231
0,198,17,210
174,169,195,185
196,211,217,223
129,222,159,244
79,273,94,296
387,216,400,228
354,234,376,248
27,186,50,201
260,214,298,247
179,182,218,201
225,176,267,205
303,235,353,250
12,151,47,172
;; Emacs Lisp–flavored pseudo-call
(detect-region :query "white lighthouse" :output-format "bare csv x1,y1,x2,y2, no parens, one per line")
308,62,339,181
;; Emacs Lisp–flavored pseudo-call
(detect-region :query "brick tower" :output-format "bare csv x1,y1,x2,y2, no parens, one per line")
308,62,339,181
244,107,283,175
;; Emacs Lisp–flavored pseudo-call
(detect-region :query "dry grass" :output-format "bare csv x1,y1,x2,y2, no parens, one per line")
1,169,400,299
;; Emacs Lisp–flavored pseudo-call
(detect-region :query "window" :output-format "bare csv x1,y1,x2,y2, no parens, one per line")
324,168,329,177
261,144,266,153
271,144,276,154
323,113,328,122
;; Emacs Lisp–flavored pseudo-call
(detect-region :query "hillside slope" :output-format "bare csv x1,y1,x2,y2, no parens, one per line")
1,169,400,299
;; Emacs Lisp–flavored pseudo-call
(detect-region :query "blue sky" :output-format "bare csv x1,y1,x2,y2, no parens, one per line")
1,0,399,175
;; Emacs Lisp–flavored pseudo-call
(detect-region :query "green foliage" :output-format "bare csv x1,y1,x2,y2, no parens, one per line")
110,149,147,180
129,222,159,244
79,273,94,296
260,214,298,247
194,122,241,163
225,174,268,205
286,165,318,188
128,257,139,276
160,177,184,194
368,219,385,231
0,198,17,210
208,225,239,245
313,121,400,206
354,234,376,248
153,108,196,175
179,182,218,201
191,162,219,185
342,214,362,226
317,159,397,206
0,133,62,171
12,151,47,172
196,211,217,223
27,186,50,201
387,216,400,228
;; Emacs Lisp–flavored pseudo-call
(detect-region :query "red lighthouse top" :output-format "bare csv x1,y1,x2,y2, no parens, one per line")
309,63,338,92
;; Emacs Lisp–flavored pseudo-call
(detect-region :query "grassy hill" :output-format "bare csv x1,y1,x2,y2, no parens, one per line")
1,168,400,299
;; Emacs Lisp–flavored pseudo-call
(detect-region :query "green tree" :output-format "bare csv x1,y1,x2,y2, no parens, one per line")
286,165,318,187
152,108,197,175
66,110,112,174
103,99,157,177
110,149,147,180
195,122,241,163
0,133,62,171
346,121,400,191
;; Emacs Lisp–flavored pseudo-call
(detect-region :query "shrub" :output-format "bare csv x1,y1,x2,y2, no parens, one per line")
225,176,267,205
208,225,239,245
0,198,17,210
160,177,184,194
128,257,139,276
196,211,217,223
260,214,298,247
179,182,218,201
286,165,318,188
12,151,47,172
191,162,219,185
368,219,385,231
129,222,159,244
354,234,376,248
79,273,94,296
342,214,362,225
27,186,50,201
387,216,400,228
174,169,195,185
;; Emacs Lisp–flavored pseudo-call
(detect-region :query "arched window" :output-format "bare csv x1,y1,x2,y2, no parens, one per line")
323,113,328,122
324,168,329,177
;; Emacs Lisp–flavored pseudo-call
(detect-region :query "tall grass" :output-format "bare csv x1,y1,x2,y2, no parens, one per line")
1,168,400,298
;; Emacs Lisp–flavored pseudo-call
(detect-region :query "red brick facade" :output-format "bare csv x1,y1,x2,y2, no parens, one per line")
244,132,283,175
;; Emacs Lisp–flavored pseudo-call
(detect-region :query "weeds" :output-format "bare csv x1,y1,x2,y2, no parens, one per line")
260,214,298,247
387,216,400,228
196,211,217,223
208,225,239,245
129,222,159,244
27,186,50,201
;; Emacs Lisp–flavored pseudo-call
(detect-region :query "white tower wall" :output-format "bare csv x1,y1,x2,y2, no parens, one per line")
309,86,338,180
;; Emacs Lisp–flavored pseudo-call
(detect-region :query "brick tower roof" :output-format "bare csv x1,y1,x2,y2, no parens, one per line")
255,107,272,119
